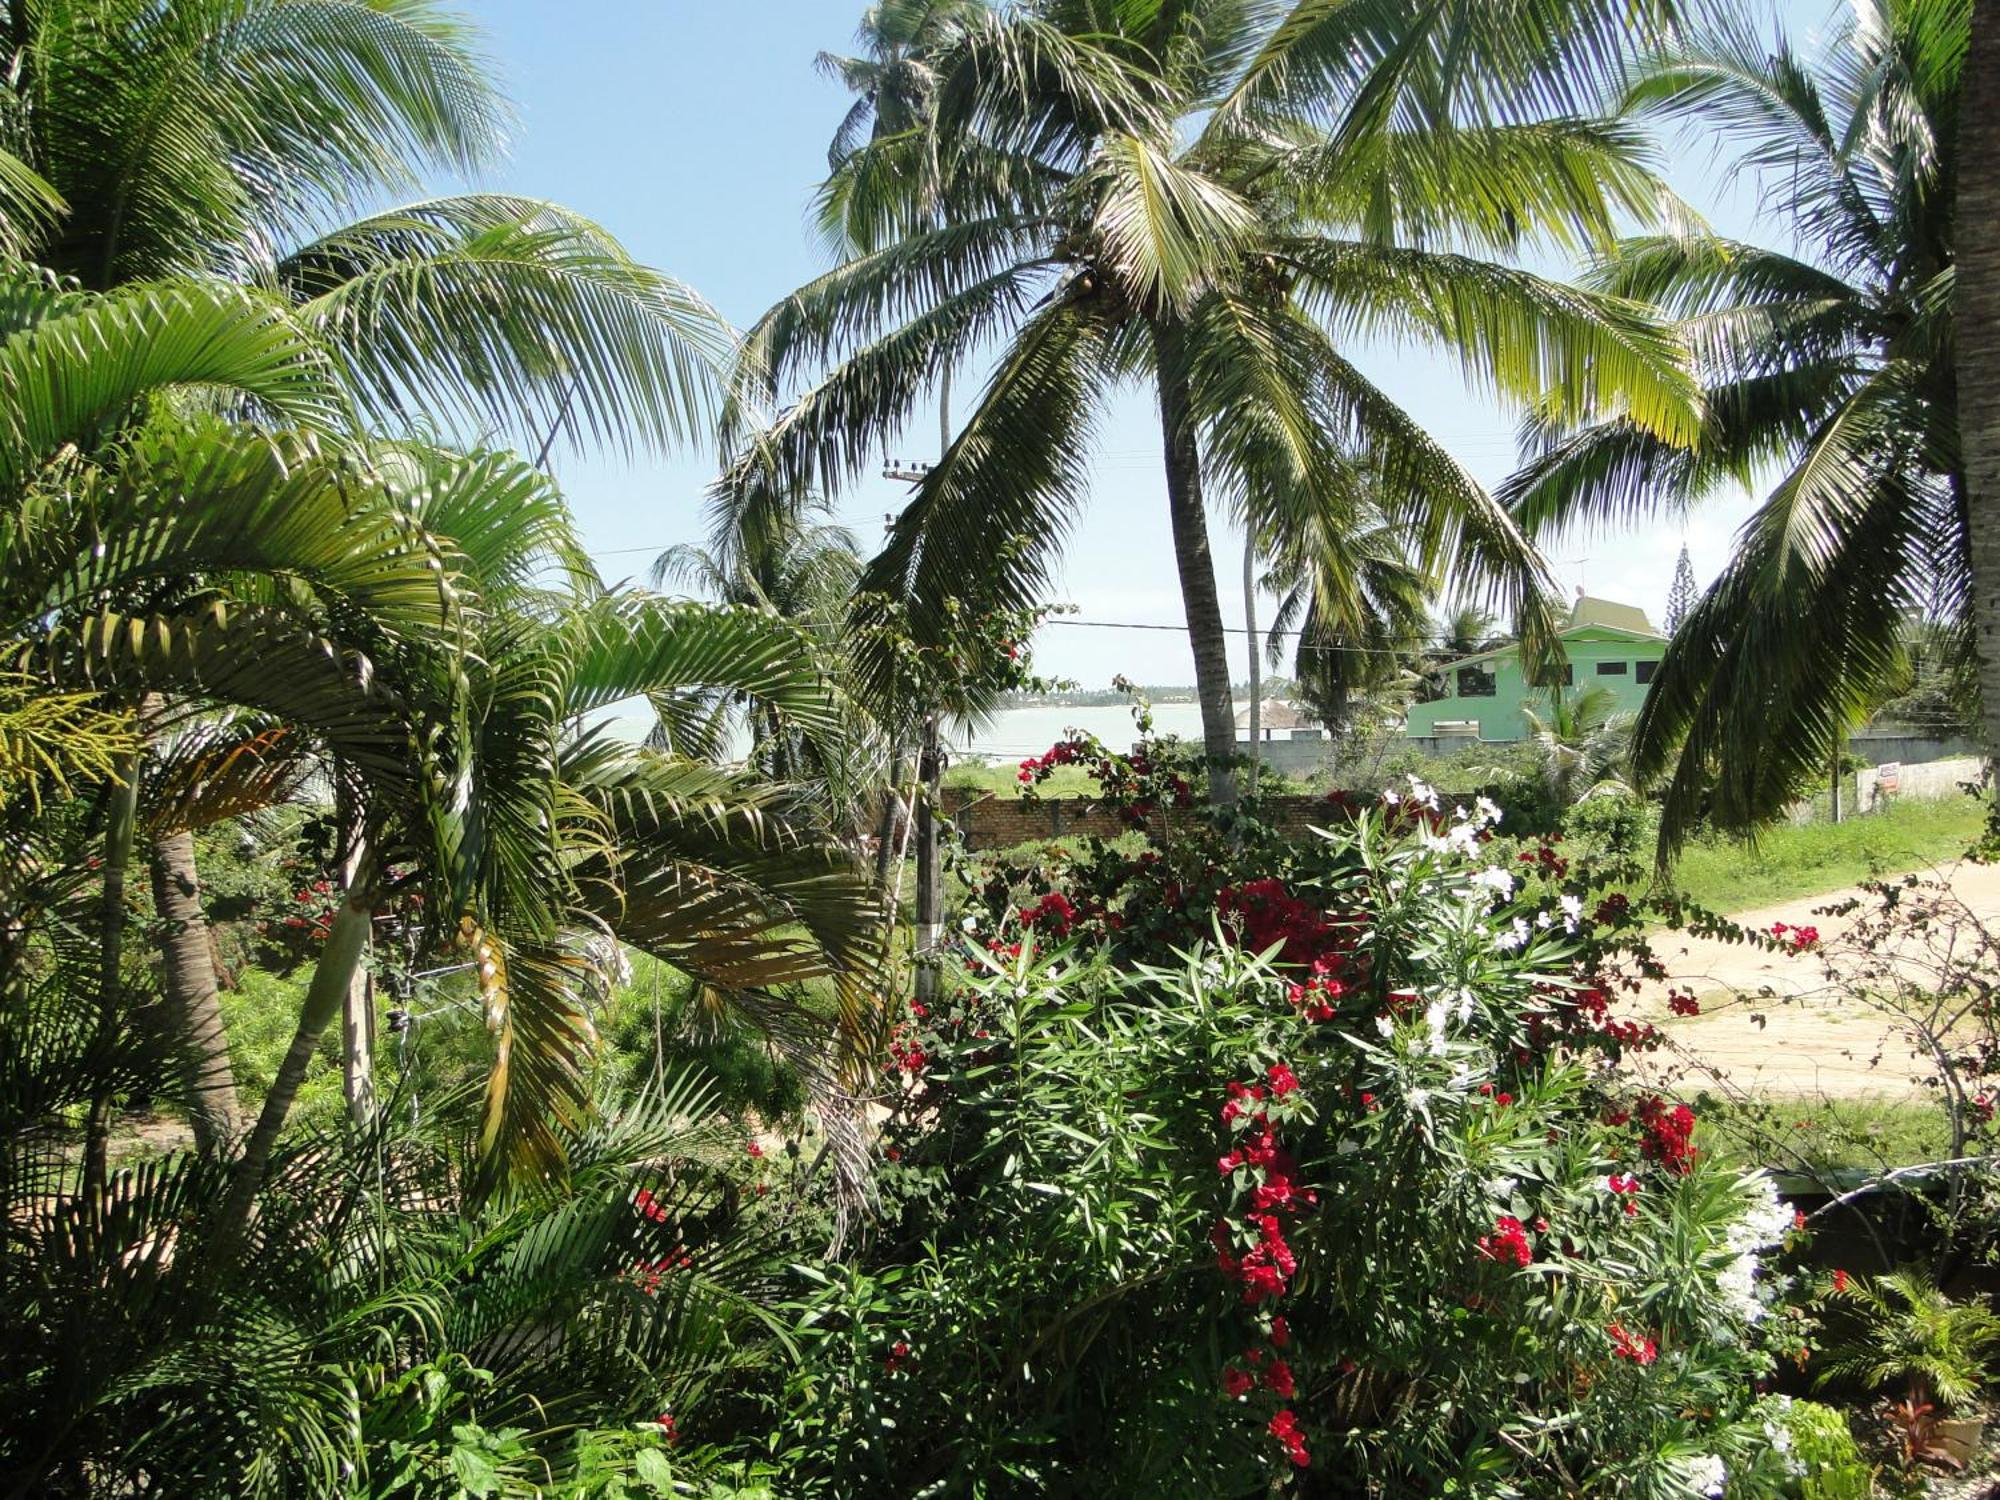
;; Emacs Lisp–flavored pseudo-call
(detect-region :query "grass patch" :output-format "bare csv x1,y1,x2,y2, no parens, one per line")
943,762,1101,800
1667,794,1987,915
1698,1093,1953,1176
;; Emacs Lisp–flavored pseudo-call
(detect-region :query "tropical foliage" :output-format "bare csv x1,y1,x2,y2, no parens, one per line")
732,0,1701,801
1504,0,1973,849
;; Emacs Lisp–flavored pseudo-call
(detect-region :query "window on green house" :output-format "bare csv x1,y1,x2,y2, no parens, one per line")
1456,665,1496,697
1636,659,1658,685
1596,661,1628,676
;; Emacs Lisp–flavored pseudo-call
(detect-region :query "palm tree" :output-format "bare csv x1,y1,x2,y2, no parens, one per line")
652,503,867,777
1503,0,1970,851
0,277,882,1196
1519,685,1635,807
819,1,990,179
4,0,730,456
1958,0,2000,770
0,0,739,1136
1257,466,1431,739
736,0,1695,806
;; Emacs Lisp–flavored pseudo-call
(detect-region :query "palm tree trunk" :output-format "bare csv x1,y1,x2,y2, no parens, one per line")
1154,322,1237,806
82,749,142,1205
1957,0,2000,777
148,828,242,1153
335,778,376,1129
214,848,375,1255
1244,529,1261,797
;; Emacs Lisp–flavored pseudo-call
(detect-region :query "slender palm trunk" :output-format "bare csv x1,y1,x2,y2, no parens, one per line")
149,828,242,1153
215,849,376,1254
1243,530,1260,797
1154,322,1237,805
1957,0,2000,778
82,750,141,1204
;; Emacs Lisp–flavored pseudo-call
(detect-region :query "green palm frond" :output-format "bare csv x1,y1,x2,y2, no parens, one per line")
25,0,507,284
1635,367,1935,851
1086,130,1259,315
563,594,842,739
283,196,734,458
5,419,456,640
855,303,1106,705
1282,236,1702,443
14,602,414,787
0,281,345,492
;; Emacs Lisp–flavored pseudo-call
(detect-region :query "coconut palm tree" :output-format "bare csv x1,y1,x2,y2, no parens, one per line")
819,1,990,176
736,0,1696,806
1958,0,2000,769
1256,465,1431,739
1503,0,1970,851
1520,685,1635,807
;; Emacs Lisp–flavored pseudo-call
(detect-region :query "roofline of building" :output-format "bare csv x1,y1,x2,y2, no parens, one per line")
1431,624,1667,673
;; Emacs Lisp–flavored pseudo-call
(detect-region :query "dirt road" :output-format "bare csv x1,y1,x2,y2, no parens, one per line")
1626,858,2000,1096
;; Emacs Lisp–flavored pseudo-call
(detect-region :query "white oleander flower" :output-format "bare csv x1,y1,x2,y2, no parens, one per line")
1559,893,1584,933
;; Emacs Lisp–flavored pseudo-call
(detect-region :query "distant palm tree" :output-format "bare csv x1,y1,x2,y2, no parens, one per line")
740,0,1696,805
1504,0,1970,849
652,502,869,784
819,2,990,174
1258,474,1431,737
1521,686,1634,807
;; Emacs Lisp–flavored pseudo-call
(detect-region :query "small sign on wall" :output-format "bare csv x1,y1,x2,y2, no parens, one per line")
1878,762,1901,796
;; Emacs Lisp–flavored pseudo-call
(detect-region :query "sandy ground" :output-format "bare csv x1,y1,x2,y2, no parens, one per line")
1625,858,2000,1097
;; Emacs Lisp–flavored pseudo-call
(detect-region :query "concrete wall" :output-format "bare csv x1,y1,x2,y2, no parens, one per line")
1854,756,1986,816
1849,732,1981,767
1232,736,1334,777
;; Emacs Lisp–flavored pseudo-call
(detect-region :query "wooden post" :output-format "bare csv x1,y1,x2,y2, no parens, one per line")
914,716,942,1006
1829,736,1843,825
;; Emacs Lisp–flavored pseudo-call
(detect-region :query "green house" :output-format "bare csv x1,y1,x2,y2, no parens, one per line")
1404,596,1667,744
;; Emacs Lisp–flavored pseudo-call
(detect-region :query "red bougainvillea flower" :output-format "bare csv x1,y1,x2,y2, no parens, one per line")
1269,1315,1290,1348
1268,1409,1310,1467
1831,1269,1851,1294
1768,921,1822,953
1264,1359,1297,1399
1267,1062,1301,1097
1634,1095,1698,1174
1476,1215,1533,1267
884,1339,911,1374
1607,1323,1658,1365
1222,1366,1256,1398
655,1413,679,1446
746,1140,764,1159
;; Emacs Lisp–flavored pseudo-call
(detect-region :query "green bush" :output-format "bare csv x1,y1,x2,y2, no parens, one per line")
774,796,1822,1495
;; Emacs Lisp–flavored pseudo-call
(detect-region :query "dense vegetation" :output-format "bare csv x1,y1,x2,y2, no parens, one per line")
7,0,2000,1495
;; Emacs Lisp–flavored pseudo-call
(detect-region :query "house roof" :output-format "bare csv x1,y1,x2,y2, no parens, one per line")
1432,597,1664,671
1235,698,1316,730
1567,594,1659,636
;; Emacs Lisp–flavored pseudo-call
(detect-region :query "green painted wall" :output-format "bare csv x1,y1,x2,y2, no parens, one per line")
1403,628,1666,742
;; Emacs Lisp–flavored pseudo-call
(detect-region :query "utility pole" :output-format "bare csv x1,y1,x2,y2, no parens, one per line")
884,371,952,1005
1243,528,1260,798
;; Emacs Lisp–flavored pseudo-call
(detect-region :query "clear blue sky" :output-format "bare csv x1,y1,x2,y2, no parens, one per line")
461,0,1837,688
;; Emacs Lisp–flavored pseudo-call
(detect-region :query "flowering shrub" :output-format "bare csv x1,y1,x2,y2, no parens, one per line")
782,784,1822,1494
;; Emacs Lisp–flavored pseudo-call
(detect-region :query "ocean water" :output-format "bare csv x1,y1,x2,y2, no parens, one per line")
948,702,1207,762
592,698,1211,763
